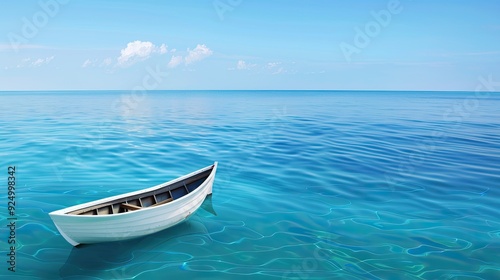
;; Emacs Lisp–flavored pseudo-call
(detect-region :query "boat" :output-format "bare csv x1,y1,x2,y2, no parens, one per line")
49,162,218,246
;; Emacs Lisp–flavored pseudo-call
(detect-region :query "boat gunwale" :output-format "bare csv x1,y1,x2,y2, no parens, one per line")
49,162,217,218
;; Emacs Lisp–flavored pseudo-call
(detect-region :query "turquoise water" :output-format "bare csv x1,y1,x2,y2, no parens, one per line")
1,90,499,279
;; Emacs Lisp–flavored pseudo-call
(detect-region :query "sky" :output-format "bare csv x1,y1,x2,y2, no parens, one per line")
0,0,499,91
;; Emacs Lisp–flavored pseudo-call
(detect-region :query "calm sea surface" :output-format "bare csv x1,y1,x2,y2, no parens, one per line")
0,91,499,279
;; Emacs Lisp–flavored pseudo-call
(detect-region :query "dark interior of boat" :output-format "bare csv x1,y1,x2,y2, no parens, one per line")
68,168,212,215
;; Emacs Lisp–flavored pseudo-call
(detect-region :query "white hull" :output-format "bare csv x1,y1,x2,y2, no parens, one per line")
49,162,217,246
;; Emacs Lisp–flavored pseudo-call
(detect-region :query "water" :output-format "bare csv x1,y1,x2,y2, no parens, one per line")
0,90,499,279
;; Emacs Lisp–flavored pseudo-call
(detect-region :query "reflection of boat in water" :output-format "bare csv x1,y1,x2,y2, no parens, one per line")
50,163,217,246
59,198,217,279
200,194,216,216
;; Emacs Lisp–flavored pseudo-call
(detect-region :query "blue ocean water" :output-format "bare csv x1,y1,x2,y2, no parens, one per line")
0,90,499,279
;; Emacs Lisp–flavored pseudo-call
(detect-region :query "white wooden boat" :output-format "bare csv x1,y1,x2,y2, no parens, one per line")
49,162,217,246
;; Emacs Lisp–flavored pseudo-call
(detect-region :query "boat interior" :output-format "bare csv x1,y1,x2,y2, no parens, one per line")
68,168,212,216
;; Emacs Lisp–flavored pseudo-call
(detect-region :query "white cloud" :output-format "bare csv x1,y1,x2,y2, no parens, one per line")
237,60,247,70
272,67,285,75
236,60,256,70
168,55,183,68
118,41,154,65
100,58,112,67
267,62,281,69
18,56,54,68
82,58,114,68
117,40,168,66
82,59,95,68
82,59,92,68
159,44,167,54
265,61,286,74
32,56,53,67
165,44,212,68
185,44,213,65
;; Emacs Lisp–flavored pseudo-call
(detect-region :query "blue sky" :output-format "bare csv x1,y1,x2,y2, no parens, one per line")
1,0,499,90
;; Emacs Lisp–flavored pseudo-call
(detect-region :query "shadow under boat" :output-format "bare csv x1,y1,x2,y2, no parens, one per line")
200,195,216,216
59,197,216,279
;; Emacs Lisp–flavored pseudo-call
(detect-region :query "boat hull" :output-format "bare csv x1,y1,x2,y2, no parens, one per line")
49,163,216,246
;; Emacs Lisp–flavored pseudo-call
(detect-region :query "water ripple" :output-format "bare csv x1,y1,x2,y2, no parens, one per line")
1,91,499,279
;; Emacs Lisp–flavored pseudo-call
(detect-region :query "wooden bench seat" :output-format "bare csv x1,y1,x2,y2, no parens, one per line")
121,203,142,211
151,197,173,207
122,196,173,212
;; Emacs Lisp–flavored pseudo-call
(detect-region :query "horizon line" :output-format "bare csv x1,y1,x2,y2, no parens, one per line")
1,89,499,94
